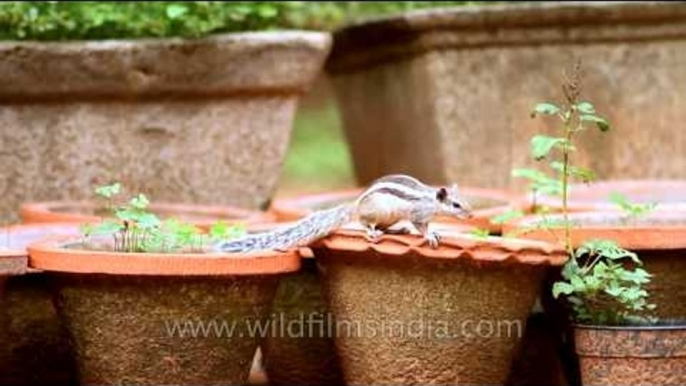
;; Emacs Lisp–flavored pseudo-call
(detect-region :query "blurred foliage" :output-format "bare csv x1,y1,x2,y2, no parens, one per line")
0,1,484,40
280,99,356,193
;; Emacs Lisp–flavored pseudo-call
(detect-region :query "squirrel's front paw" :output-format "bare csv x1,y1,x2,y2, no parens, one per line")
365,228,384,244
424,231,441,248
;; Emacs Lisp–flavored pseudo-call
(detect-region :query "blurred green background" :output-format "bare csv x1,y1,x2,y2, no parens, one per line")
278,76,356,195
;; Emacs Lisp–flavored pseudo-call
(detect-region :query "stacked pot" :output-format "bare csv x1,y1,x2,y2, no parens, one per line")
504,180,686,386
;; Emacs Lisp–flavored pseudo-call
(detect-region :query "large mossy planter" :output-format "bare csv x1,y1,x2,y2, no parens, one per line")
506,211,686,320
574,324,686,386
0,224,80,386
0,31,331,222
312,226,566,385
327,2,686,190
270,187,517,234
28,237,300,386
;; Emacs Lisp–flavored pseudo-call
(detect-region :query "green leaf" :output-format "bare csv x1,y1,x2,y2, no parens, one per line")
531,135,566,160
531,102,561,118
136,212,162,229
512,168,564,196
549,162,596,183
470,228,490,239
166,4,188,19
576,101,596,114
580,114,611,132
552,282,575,298
89,219,124,236
129,194,150,210
95,183,121,198
489,209,525,225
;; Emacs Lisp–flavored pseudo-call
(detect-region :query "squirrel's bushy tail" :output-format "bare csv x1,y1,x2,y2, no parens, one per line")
214,204,354,253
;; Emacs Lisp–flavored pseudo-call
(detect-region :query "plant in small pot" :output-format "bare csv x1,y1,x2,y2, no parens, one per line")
26,185,300,386
502,61,686,386
0,2,333,223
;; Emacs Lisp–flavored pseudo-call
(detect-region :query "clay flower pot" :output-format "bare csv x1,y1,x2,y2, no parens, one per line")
21,200,276,229
0,224,80,386
28,237,300,386
311,224,566,385
574,323,686,386
327,2,686,192
505,210,686,320
522,179,686,213
270,187,518,233
260,248,345,386
0,31,331,222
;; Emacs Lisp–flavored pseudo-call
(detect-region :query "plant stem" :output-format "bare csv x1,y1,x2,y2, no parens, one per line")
562,118,574,256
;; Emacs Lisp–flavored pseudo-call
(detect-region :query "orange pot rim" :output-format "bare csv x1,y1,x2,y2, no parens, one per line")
526,179,686,212
27,236,301,276
313,223,567,266
503,210,686,250
270,186,523,226
20,200,274,226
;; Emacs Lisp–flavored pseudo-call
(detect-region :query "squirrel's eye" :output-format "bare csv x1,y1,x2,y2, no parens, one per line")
452,202,462,209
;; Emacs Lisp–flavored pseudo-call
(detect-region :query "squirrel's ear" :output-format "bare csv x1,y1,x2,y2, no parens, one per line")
436,187,448,202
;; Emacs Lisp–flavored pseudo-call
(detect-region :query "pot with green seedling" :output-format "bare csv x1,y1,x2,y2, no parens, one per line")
501,61,686,386
26,183,301,386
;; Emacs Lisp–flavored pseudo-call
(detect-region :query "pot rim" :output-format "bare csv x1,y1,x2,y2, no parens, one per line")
0,30,331,48
527,179,686,212
270,186,519,222
27,236,301,276
21,200,274,226
314,224,567,266
574,321,686,332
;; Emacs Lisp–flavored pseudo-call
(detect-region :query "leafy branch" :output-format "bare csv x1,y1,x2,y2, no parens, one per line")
518,60,656,325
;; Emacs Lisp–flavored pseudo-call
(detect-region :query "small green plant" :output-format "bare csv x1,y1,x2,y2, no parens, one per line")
81,183,246,253
609,192,658,220
516,60,655,325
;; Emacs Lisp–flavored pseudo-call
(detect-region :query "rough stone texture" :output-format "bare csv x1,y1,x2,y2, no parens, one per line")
575,324,686,386
327,2,686,190
0,31,331,223
0,273,78,386
51,273,279,386
261,257,344,386
314,247,549,385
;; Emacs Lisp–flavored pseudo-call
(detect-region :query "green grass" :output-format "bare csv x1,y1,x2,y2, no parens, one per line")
279,101,356,193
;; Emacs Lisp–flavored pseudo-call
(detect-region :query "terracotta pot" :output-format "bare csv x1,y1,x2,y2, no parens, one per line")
270,187,519,234
327,2,686,193
312,224,566,385
28,236,300,386
261,250,345,386
574,323,686,386
0,223,80,386
21,200,276,229
0,31,331,222
505,210,686,320
522,180,686,213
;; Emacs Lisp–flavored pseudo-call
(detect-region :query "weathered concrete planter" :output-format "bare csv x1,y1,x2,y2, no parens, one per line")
574,323,686,386
0,31,331,222
327,2,686,190
28,236,300,386
270,186,517,234
0,224,85,386
312,225,566,385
